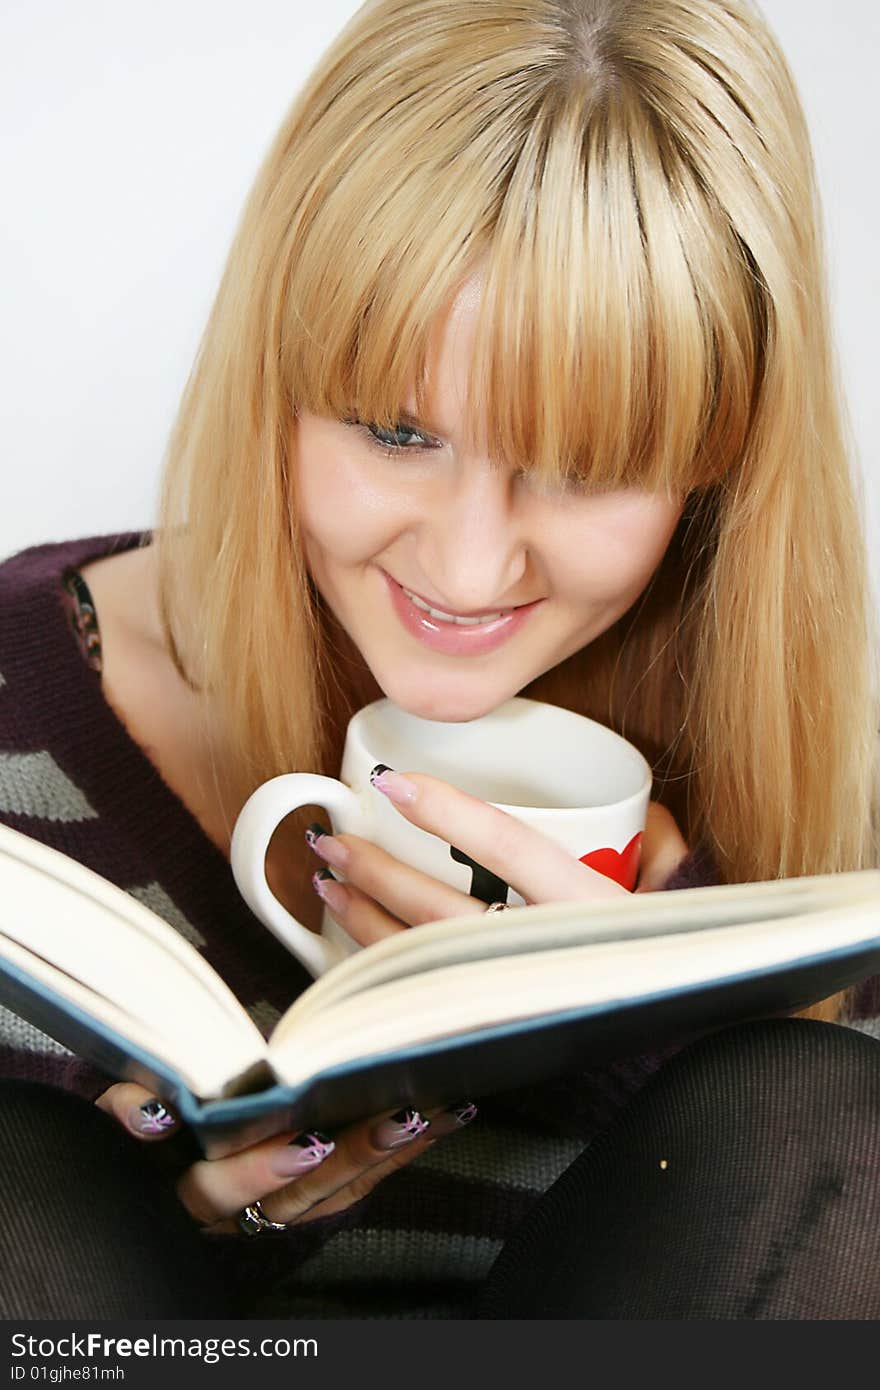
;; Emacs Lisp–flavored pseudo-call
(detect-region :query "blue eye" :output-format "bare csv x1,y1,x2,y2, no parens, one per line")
366,422,433,452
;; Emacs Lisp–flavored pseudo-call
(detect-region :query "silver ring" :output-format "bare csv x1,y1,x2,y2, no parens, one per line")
237,1199,289,1235
485,901,509,912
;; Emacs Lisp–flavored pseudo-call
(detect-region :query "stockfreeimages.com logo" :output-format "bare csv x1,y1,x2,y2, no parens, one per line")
10,1333,316,1367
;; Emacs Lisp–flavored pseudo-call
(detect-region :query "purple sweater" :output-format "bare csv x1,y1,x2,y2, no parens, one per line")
3,533,868,1317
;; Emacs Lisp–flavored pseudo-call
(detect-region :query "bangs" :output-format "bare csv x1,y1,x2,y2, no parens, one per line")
280,70,767,499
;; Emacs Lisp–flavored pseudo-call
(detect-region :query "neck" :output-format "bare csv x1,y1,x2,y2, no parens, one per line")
315,595,385,765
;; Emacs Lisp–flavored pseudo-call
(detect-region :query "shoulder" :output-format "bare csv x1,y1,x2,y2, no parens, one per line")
0,531,145,703
0,533,148,620
0,533,147,820
76,540,164,655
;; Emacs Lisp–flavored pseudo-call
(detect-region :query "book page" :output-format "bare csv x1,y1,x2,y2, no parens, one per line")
269,894,880,1085
0,934,257,1097
281,869,880,1030
0,825,267,1091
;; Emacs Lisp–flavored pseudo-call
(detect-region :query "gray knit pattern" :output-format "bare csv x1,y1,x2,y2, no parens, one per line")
0,750,98,822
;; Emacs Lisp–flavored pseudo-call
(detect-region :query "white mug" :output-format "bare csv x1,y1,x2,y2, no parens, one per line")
230,696,652,977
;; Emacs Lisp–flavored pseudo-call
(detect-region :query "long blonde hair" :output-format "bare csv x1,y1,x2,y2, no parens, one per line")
158,0,879,931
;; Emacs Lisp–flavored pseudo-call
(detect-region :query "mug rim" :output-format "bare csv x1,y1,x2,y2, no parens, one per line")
348,695,653,814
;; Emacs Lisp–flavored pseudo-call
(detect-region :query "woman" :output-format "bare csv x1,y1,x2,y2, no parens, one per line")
1,0,878,1318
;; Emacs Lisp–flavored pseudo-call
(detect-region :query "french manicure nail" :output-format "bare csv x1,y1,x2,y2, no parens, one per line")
370,765,417,805
304,821,330,848
371,1107,431,1150
312,867,349,915
270,1131,335,1178
305,826,349,869
130,1099,176,1135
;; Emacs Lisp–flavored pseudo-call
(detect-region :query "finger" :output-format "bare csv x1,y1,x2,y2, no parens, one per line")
95,1082,180,1141
176,1126,338,1226
251,1102,478,1229
308,824,480,934
370,767,628,904
313,868,414,946
634,802,690,893
258,1108,435,1227
176,1107,429,1228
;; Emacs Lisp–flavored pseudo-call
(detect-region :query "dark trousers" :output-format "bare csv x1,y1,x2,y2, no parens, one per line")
1,1019,878,1319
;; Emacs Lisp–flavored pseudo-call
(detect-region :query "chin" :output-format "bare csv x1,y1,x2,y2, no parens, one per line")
376,668,515,724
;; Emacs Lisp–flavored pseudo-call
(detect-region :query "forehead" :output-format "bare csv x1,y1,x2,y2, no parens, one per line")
406,272,487,445
290,227,740,498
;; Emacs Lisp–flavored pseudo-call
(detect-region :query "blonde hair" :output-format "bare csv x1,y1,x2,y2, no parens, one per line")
158,0,879,997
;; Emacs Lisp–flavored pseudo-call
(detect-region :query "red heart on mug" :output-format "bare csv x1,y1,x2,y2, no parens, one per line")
579,831,642,891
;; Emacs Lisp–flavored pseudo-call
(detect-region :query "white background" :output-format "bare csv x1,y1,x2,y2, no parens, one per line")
2,2,878,600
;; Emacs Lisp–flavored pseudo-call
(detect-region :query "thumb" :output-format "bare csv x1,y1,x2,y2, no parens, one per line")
95,1081,180,1141
635,802,690,893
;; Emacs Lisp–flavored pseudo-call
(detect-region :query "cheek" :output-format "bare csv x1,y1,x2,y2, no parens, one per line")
552,498,681,607
301,495,382,568
297,451,401,567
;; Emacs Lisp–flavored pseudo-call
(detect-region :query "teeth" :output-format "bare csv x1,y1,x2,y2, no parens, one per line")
402,587,507,626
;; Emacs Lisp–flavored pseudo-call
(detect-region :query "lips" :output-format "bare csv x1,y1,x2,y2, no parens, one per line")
399,583,511,625
383,571,542,656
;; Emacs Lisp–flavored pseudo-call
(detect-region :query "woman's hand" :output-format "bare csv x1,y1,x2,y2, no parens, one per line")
635,801,691,892
96,1082,472,1232
307,770,690,945
93,782,685,1228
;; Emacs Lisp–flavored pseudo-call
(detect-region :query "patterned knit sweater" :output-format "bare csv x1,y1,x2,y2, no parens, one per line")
2,534,877,1318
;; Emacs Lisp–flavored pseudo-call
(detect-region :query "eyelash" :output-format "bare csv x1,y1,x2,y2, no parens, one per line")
344,418,438,457
341,416,598,496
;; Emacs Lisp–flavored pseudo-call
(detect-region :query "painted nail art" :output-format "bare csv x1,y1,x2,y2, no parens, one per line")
425,1101,479,1140
306,825,349,869
131,1099,176,1135
369,764,418,805
371,1107,431,1150
312,867,349,915
270,1130,335,1178
446,1101,478,1128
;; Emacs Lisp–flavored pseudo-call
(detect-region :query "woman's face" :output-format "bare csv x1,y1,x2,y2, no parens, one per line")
295,275,684,722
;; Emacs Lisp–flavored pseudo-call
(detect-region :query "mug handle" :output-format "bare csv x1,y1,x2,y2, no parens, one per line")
230,773,367,977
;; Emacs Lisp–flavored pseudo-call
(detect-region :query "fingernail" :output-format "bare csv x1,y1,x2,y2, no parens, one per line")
270,1131,335,1178
446,1101,478,1127
371,1107,430,1150
130,1099,176,1135
312,867,349,915
305,824,349,869
370,764,417,805
427,1101,479,1139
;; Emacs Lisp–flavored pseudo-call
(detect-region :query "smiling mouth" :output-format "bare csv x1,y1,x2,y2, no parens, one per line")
382,570,543,653
398,585,514,627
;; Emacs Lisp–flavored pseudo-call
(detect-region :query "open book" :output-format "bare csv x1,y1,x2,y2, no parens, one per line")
2,821,880,1158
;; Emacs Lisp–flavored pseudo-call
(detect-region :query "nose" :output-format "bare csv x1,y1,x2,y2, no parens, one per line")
415,462,529,611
